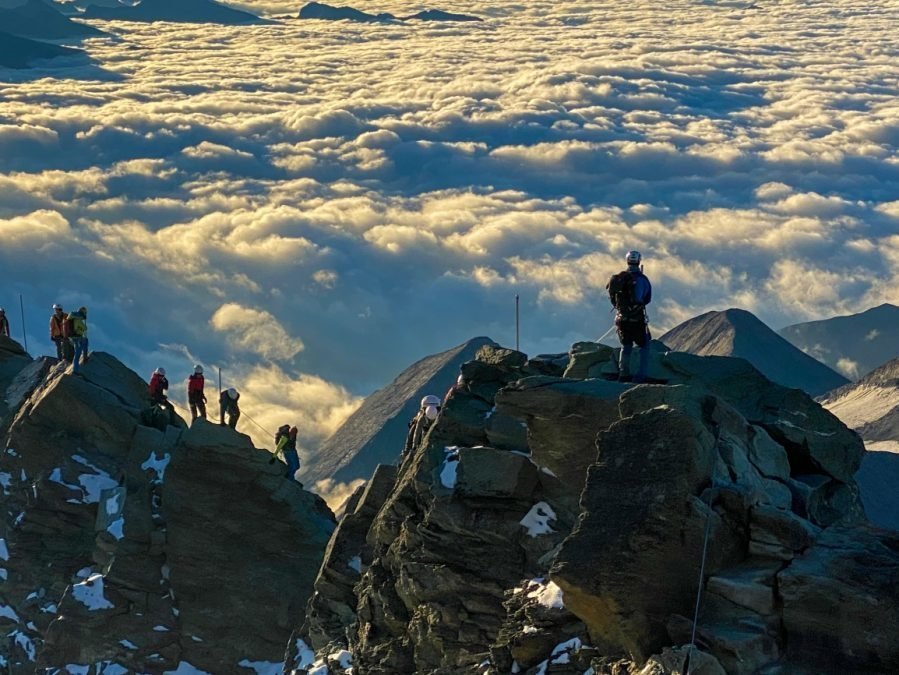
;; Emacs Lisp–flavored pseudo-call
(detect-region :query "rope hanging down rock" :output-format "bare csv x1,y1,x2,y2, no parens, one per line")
686,490,716,675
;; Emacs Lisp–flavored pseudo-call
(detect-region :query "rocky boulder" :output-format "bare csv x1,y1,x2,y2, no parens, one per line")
291,339,891,675
778,526,899,672
496,377,625,489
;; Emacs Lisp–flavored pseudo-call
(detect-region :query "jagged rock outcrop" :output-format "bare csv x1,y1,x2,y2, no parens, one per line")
291,338,895,675
305,337,496,488
0,342,335,672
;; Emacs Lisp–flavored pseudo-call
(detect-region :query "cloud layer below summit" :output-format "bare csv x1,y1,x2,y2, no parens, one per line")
2,0,899,459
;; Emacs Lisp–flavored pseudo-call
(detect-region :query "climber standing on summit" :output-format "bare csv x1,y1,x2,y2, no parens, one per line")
403,394,441,458
0,308,9,338
607,250,652,383
69,306,89,374
219,387,240,429
187,365,207,421
49,304,70,361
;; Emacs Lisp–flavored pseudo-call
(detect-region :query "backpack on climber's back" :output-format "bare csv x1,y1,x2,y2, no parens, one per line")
275,424,290,447
62,315,76,338
607,271,643,322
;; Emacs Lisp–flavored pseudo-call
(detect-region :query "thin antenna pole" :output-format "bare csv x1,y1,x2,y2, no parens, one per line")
218,367,222,394
515,294,520,352
18,294,27,353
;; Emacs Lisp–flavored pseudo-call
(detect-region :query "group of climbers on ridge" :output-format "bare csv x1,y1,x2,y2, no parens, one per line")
48,304,90,372
146,364,241,428
17,250,651,479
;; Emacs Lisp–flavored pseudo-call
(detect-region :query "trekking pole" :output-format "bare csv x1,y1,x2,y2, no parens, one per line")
515,294,520,352
18,294,28,353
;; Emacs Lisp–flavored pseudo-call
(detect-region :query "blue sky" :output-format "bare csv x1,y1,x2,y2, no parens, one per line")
2,0,899,472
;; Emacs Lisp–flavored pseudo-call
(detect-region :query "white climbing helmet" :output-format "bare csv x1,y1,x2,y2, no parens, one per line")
227,388,238,400
626,250,642,266
420,394,441,409
424,405,440,421
52,303,62,310
194,364,203,375
155,367,166,376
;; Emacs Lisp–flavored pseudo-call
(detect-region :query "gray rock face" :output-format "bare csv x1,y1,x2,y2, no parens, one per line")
660,308,849,397
292,337,891,675
496,376,625,488
550,400,744,661
0,350,334,671
304,337,496,487
778,526,899,672
299,464,397,656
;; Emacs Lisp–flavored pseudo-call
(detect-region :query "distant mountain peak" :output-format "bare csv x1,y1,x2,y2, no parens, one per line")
661,307,848,397
79,0,269,24
780,303,899,380
298,2,482,23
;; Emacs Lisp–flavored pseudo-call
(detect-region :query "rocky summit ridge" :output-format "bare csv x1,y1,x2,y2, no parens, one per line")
0,335,335,672
291,340,899,675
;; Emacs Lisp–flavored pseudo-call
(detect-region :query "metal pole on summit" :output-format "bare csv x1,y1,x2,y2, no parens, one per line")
218,367,222,396
18,294,27,353
515,294,520,352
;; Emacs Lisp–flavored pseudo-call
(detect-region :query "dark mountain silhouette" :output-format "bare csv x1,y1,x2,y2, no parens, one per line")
402,9,482,21
80,0,270,24
0,0,106,39
660,308,849,397
298,3,483,23
0,30,82,68
298,1,397,23
779,303,899,380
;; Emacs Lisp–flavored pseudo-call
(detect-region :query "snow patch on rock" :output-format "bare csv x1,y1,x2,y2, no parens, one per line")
526,579,565,609
520,501,557,537
72,574,114,611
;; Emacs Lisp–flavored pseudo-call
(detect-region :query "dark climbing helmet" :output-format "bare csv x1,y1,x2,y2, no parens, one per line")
626,250,642,266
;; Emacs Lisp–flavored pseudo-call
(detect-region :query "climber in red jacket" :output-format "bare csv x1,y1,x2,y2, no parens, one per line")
148,367,169,405
187,365,207,421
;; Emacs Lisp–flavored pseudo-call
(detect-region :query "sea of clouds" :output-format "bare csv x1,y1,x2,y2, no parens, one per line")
2,0,898,486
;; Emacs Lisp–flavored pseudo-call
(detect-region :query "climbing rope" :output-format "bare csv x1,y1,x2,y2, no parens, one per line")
164,398,279,456
686,491,715,675
596,323,617,343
